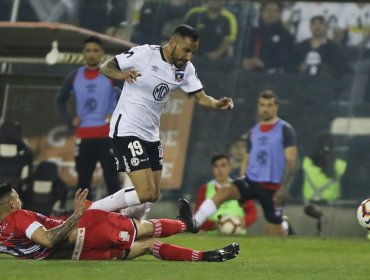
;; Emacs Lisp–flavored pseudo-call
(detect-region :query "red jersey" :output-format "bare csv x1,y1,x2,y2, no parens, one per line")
0,210,63,259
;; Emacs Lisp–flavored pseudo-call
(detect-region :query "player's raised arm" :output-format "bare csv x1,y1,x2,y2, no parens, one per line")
194,90,234,110
30,189,88,248
100,57,141,83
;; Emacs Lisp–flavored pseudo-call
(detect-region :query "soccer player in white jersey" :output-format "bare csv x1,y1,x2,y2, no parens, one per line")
93,25,233,221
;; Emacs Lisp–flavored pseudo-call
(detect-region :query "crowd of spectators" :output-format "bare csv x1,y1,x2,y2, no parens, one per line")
1,0,370,76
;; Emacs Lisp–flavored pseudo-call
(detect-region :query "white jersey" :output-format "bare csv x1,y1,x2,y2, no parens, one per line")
338,4,370,48
110,44,203,142
286,2,342,42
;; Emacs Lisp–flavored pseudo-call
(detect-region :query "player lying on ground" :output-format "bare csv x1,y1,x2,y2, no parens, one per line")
0,182,239,261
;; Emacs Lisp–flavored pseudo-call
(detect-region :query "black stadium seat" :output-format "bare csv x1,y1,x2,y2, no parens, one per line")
0,121,33,189
21,161,67,215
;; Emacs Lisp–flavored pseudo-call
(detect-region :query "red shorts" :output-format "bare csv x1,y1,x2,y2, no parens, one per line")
73,209,136,260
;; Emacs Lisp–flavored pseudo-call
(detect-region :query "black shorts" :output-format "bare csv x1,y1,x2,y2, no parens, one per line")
111,136,163,173
234,177,283,224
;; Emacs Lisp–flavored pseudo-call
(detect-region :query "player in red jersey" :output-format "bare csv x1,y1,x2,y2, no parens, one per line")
0,182,239,261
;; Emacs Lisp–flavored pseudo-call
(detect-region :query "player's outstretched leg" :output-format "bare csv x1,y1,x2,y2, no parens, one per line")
193,180,243,228
135,218,188,239
126,239,240,262
177,198,199,233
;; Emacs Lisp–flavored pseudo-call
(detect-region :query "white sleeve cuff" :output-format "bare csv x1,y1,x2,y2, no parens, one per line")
25,221,45,239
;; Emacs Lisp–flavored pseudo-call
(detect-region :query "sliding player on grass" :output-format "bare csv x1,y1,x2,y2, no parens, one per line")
0,182,239,261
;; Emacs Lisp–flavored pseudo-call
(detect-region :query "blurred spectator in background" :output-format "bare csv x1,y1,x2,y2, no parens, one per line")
242,2,294,74
292,15,346,76
78,0,127,33
229,137,247,179
29,0,76,24
337,4,370,104
302,132,346,203
283,2,342,43
55,36,121,199
195,153,257,233
78,0,109,33
0,0,38,21
131,0,192,44
184,0,237,61
301,132,346,236
0,0,12,20
224,0,244,23
336,3,370,51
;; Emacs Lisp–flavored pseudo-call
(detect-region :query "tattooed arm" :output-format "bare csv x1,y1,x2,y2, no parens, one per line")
100,57,141,83
30,189,88,248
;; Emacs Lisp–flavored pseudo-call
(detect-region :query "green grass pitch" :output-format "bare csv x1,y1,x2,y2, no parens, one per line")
1,235,370,280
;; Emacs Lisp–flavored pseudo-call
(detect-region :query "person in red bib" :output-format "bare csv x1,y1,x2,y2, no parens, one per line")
55,36,120,199
194,90,298,236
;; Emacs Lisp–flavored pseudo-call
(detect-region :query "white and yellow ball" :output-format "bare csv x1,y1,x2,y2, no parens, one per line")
217,216,243,235
357,199,370,229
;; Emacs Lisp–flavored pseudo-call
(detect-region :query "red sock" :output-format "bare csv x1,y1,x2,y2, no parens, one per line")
150,219,186,237
152,241,203,261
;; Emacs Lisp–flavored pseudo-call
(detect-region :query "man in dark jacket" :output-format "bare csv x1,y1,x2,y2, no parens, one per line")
243,2,294,73
292,15,346,76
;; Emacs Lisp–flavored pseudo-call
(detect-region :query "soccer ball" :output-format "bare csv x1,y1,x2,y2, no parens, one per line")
357,199,370,229
217,216,243,235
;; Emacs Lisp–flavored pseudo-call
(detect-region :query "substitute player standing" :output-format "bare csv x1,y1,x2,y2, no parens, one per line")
93,25,234,217
55,36,120,199
194,90,297,235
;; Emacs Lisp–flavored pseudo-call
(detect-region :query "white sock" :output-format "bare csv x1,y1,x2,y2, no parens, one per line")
194,198,217,226
120,202,153,219
90,187,141,212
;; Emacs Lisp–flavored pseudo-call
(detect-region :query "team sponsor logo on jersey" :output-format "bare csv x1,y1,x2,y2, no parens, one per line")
153,83,169,101
72,227,85,260
131,157,140,166
151,65,159,72
258,135,269,145
119,231,130,242
86,83,97,93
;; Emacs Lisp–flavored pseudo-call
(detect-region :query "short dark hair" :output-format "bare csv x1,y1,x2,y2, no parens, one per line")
231,137,246,144
172,25,199,41
0,182,12,200
310,15,326,25
84,36,103,47
259,90,279,105
211,153,230,165
261,2,283,12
